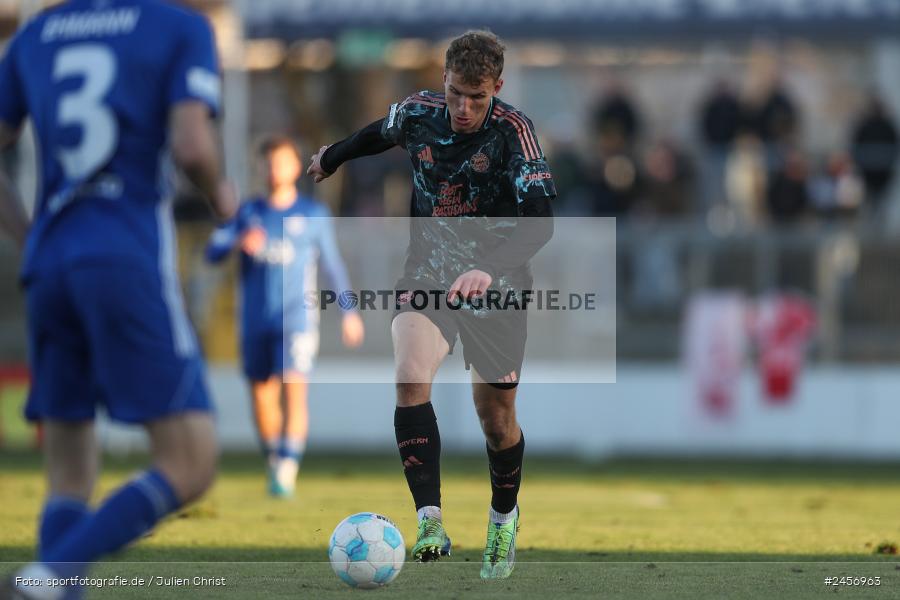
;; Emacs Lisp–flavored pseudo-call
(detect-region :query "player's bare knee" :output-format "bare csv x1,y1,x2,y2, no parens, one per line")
396,381,431,407
157,451,217,504
395,358,435,386
480,418,513,450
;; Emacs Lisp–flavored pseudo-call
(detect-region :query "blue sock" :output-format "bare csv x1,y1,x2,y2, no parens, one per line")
279,436,306,464
43,469,180,577
260,438,281,469
38,496,90,560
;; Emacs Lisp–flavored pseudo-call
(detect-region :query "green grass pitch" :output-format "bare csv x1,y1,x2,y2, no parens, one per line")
2,452,900,599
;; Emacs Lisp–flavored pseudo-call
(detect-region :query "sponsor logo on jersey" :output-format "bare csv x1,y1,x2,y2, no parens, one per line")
261,239,295,265
432,181,478,216
524,171,553,182
471,151,490,173
286,216,306,236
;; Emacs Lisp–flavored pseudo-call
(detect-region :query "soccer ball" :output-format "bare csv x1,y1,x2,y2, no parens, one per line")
328,512,405,589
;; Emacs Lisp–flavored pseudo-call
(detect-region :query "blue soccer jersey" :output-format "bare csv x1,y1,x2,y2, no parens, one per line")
0,0,221,423
0,0,221,280
206,196,353,337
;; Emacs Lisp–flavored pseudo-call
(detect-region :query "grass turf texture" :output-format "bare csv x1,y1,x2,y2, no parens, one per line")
1,452,900,598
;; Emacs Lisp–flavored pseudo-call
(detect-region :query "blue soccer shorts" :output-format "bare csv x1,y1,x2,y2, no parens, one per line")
241,328,319,381
24,264,212,423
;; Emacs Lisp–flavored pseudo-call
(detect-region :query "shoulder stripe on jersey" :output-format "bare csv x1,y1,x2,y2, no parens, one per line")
493,106,537,160
401,94,446,110
506,112,540,160
493,106,539,160
413,93,446,105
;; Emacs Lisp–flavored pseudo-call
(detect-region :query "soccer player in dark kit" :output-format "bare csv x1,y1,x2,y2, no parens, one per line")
307,30,555,579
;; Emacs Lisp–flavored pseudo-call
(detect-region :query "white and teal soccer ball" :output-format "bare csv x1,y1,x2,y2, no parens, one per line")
328,512,405,589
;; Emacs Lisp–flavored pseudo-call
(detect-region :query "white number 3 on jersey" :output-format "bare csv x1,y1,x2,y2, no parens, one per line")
53,44,118,180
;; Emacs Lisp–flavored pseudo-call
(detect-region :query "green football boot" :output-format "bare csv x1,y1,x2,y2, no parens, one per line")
411,517,452,562
480,507,519,579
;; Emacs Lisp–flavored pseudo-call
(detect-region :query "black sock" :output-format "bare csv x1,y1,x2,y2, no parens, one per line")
394,402,441,510
487,430,524,514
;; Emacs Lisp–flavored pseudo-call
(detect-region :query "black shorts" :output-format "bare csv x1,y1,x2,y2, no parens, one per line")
392,278,528,384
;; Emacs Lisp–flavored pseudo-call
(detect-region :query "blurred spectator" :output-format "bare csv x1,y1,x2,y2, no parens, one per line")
697,80,741,212
637,139,694,217
542,114,593,216
628,140,693,310
766,149,810,222
850,95,899,208
744,84,799,145
699,80,742,148
593,81,642,152
724,134,768,228
808,152,864,218
586,152,640,217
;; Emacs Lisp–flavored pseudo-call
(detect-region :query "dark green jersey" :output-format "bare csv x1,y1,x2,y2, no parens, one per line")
382,91,556,290
321,90,556,293
382,91,556,218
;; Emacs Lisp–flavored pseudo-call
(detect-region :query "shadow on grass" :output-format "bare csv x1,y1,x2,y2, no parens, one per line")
3,450,900,484
2,545,899,564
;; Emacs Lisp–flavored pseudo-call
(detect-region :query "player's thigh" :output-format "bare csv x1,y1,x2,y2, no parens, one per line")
24,272,96,423
69,265,212,424
391,311,451,382
458,307,528,385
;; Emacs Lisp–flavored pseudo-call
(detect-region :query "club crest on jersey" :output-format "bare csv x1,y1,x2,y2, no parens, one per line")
397,291,413,305
417,146,434,167
285,216,306,236
471,151,490,173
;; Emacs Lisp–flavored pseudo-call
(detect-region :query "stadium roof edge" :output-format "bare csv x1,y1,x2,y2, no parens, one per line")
244,0,900,42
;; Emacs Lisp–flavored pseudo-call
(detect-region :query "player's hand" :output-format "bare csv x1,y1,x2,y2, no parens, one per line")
448,269,492,304
213,179,239,221
307,145,333,183
240,226,267,257
342,312,365,348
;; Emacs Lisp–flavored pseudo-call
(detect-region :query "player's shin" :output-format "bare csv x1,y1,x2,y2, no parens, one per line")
487,430,524,516
394,401,442,512
40,469,181,578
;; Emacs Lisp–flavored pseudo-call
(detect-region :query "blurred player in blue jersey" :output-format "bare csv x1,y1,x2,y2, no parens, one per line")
0,1,237,597
206,136,364,498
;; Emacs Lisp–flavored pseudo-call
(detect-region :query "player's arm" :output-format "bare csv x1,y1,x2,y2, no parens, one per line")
170,102,236,222
474,197,554,280
167,13,236,221
315,206,364,347
308,94,421,182
204,203,247,263
0,123,28,250
477,114,556,278
307,119,395,183
0,35,29,250
451,115,555,300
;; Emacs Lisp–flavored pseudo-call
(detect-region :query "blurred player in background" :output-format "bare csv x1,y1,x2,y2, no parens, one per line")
206,136,364,498
308,31,555,579
0,0,236,597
